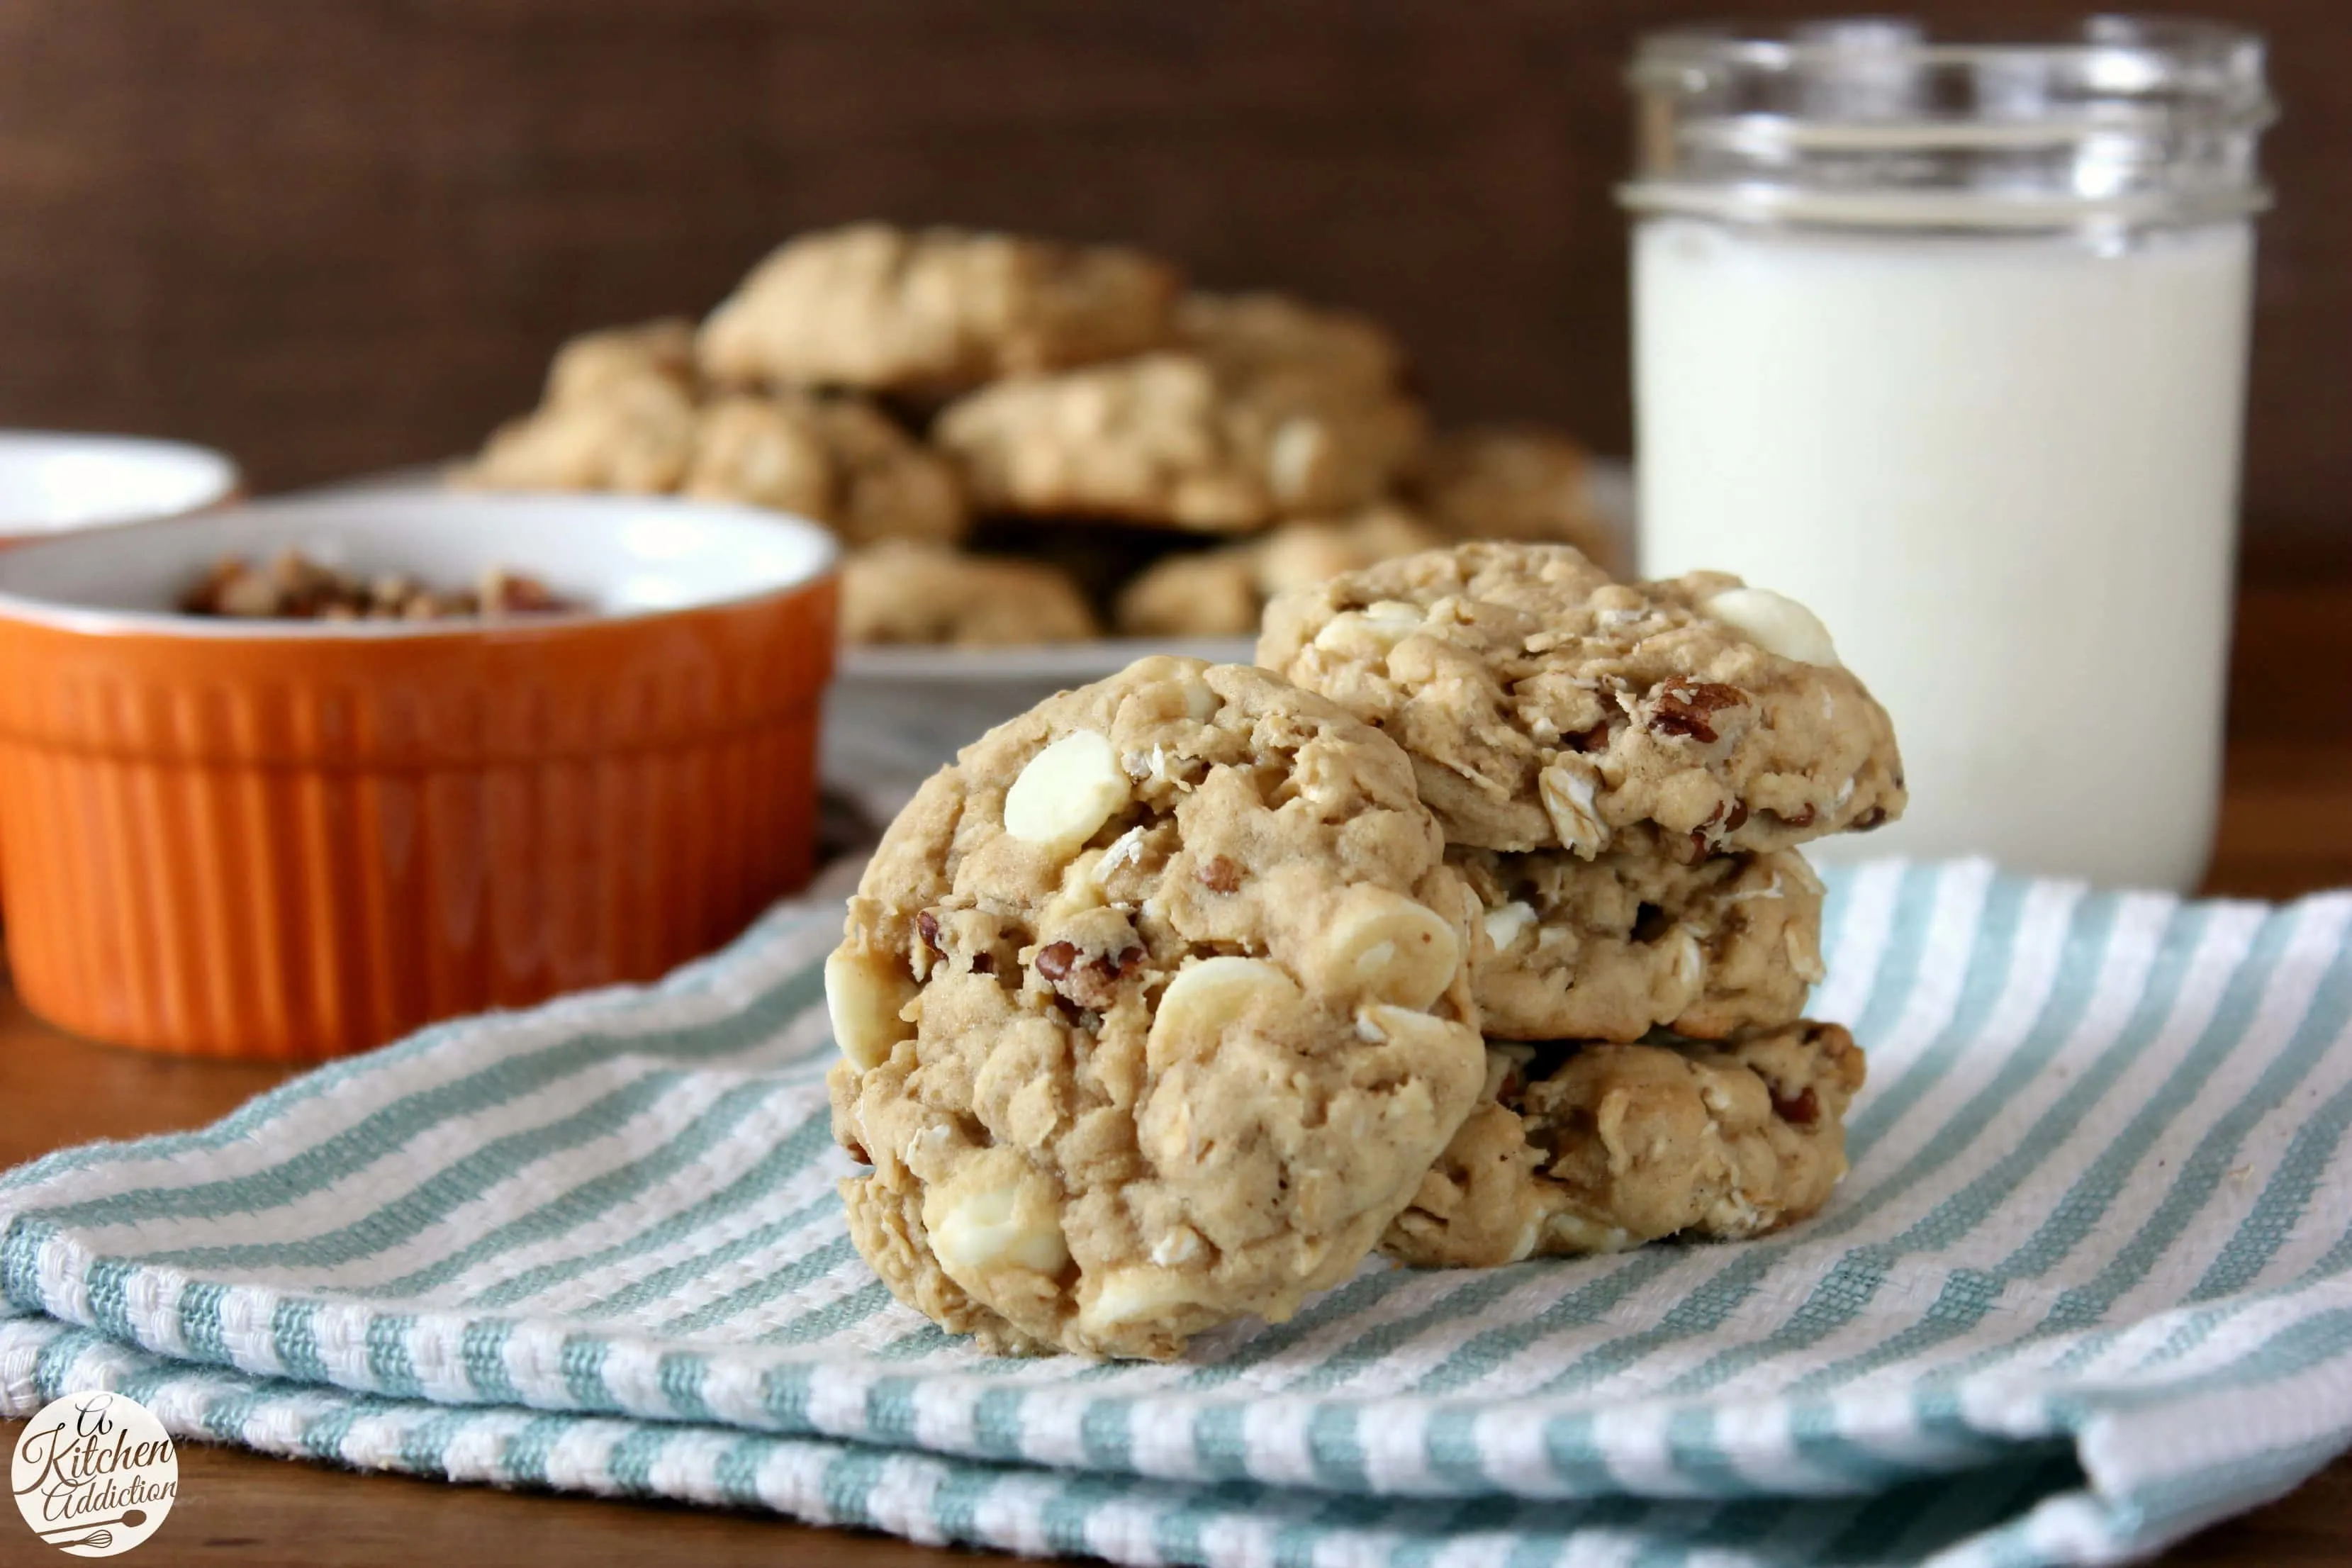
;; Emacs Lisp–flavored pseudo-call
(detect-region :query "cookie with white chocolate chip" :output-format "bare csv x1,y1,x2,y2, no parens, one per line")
827,656,1486,1359
698,223,1182,397
936,352,1424,534
1384,1019,1864,1268
1258,542,1905,855
1459,846,1823,1043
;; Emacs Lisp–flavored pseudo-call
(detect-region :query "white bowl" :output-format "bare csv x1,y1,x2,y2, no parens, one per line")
0,489,839,633
0,431,240,538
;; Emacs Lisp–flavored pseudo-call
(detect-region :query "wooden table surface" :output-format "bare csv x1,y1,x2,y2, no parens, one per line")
4,577,2350,1567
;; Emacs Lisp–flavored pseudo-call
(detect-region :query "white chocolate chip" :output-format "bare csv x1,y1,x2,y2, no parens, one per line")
1483,900,1537,954
1673,928,1703,987
1078,1264,1206,1333
1698,1075,1741,1117
1004,730,1132,856
1267,417,1330,502
1310,599,1424,655
923,1149,1069,1280
1180,676,1220,724
1542,1214,1639,1255
1148,956,1301,1061
1702,587,1842,668
1537,756,1608,857
1148,1224,1206,1267
824,947,917,1071
1314,885,1462,1009
1788,926,1827,984
1353,1002,1473,1053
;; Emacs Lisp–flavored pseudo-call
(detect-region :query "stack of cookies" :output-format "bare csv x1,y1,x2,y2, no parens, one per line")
827,540,1905,1360
460,223,1615,644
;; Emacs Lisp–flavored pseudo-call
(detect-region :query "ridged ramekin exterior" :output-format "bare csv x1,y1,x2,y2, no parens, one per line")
0,578,835,1059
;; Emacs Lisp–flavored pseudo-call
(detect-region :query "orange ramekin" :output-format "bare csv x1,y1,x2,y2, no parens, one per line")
0,492,836,1060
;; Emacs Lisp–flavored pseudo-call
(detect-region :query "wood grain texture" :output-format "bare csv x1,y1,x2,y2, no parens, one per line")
2,578,2351,1563
0,0,2342,559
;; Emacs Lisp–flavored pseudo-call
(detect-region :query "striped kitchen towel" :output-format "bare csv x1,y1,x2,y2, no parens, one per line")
6,859,2352,1567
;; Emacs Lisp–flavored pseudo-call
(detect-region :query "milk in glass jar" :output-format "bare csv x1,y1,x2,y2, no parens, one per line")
1624,18,2273,890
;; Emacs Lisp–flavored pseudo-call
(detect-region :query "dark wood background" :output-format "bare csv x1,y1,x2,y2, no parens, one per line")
0,0,2344,564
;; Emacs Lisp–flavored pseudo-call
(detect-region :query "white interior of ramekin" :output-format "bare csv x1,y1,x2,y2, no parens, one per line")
0,430,240,532
0,491,839,637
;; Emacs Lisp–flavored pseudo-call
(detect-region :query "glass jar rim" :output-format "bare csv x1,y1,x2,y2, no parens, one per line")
1621,13,2275,232
1632,15,2268,76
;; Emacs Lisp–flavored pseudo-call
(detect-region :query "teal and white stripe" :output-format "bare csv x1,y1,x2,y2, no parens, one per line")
6,863,2351,1566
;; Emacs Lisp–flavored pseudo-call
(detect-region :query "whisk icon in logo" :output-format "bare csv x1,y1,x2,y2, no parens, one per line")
11,1391,177,1557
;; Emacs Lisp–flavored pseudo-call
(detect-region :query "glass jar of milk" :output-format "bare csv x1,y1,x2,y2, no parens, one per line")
1625,18,2273,891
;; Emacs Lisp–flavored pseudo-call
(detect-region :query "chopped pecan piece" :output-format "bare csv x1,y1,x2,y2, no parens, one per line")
1771,1086,1820,1126
1034,941,1144,1010
1648,680,1745,744
915,909,943,955
1196,855,1243,894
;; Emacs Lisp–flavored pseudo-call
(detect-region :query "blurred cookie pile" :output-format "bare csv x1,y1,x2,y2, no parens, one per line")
826,539,1905,1360
459,224,1614,645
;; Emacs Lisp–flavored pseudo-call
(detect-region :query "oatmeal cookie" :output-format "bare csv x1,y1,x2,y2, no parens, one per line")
938,354,1423,533
1460,847,1822,1043
1177,291,1406,402
839,541,1098,646
543,318,698,405
459,374,698,495
1412,427,1620,571
1112,507,1443,639
698,223,1181,396
684,393,966,547
1110,547,1261,639
827,657,1486,1358
1384,1020,1864,1267
1253,507,1444,602
1258,542,1905,854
